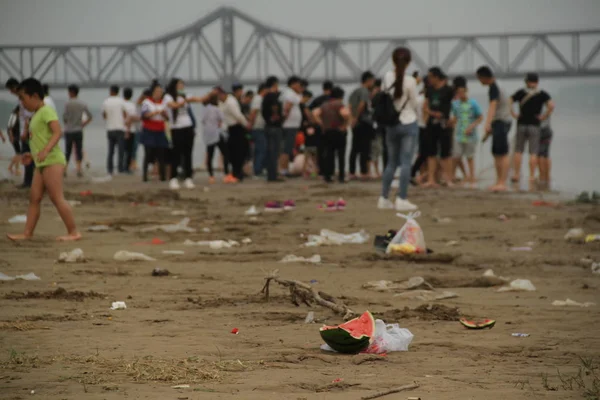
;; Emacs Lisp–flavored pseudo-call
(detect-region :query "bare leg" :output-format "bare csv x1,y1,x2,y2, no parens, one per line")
538,156,551,191
441,157,454,187
528,154,538,191
467,158,476,184
457,158,467,182
7,169,44,241
422,157,439,188
489,155,508,192
512,152,523,182
42,164,81,241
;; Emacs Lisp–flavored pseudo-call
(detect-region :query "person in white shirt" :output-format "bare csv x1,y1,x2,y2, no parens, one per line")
202,95,228,184
281,76,303,175
163,78,216,190
101,85,127,175
378,47,420,212
217,87,248,182
247,83,268,176
42,84,56,111
122,87,140,173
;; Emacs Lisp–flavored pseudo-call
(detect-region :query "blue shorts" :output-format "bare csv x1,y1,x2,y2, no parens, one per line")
139,128,169,148
491,121,511,156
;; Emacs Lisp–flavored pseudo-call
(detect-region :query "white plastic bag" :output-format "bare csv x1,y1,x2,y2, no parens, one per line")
363,320,414,353
386,212,426,254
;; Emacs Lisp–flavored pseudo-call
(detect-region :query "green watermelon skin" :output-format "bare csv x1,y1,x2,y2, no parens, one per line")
320,328,370,354
319,311,376,354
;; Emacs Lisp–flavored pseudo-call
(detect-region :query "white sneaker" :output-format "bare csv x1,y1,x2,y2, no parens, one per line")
169,178,180,190
183,178,195,189
395,198,418,211
377,197,394,210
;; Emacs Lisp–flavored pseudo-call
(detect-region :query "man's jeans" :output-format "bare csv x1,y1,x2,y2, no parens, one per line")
107,130,126,174
252,129,266,176
265,127,282,181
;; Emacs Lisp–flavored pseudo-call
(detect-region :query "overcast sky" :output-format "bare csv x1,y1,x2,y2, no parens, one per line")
1,0,599,44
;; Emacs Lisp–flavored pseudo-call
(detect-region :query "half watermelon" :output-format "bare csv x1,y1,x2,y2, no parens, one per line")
319,311,376,354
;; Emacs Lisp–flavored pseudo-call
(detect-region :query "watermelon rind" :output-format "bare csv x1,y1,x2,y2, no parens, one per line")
320,329,371,354
319,311,376,354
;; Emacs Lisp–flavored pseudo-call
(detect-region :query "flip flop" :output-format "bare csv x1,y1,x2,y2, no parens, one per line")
459,318,496,330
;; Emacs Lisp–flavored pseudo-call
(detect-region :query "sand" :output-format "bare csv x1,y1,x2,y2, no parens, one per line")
0,176,599,400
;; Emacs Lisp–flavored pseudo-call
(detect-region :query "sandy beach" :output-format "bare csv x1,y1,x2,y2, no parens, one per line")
1,175,599,400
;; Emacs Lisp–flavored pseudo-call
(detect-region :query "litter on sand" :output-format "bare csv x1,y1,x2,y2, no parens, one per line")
386,212,426,255
113,251,156,261
140,218,196,233
585,234,600,243
497,279,536,292
183,239,241,249
86,225,111,232
302,229,369,247
8,215,27,224
110,301,127,310
162,250,185,255
0,272,41,281
552,299,596,307
280,254,322,264
483,269,510,281
564,228,586,242
304,311,315,324
57,248,86,263
245,206,260,216
394,290,458,301
363,277,433,292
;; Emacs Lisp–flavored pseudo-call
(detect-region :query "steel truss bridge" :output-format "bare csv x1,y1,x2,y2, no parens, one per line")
1,7,599,89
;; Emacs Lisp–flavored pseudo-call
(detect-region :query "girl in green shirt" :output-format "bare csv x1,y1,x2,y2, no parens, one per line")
7,78,81,242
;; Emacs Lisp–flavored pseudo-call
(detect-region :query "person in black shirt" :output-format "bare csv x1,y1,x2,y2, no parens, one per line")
509,72,555,189
423,67,455,187
261,76,284,182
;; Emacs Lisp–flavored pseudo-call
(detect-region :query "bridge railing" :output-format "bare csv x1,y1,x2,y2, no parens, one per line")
0,7,598,88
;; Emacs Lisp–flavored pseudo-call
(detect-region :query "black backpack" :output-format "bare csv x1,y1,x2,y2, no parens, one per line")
373,82,408,127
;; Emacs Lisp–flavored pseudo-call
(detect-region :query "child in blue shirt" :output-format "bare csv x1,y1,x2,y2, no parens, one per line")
450,86,483,187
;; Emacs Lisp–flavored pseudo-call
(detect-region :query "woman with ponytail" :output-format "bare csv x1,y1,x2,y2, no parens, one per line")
377,47,420,211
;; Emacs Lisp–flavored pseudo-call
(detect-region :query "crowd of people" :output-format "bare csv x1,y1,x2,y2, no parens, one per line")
2,45,557,240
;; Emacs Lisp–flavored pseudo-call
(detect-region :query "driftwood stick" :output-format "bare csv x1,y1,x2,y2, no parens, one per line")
360,382,420,400
262,270,356,319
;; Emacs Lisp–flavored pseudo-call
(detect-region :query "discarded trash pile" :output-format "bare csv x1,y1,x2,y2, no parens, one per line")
319,311,414,354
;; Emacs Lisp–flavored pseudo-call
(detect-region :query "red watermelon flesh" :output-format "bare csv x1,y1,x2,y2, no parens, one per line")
320,311,376,339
